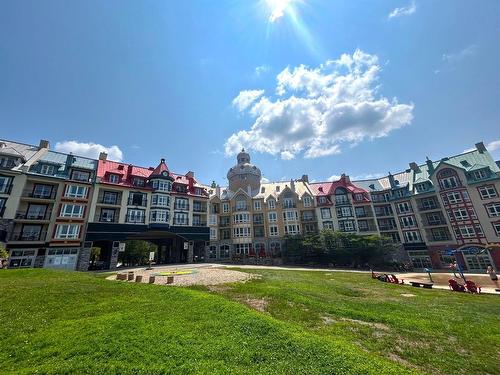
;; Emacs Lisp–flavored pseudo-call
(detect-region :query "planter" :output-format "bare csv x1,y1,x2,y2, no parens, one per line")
166,276,174,284
135,275,143,283
127,272,135,281
149,275,156,284
117,273,127,281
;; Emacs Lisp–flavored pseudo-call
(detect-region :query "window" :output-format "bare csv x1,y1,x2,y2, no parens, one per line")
108,174,120,183
420,198,437,210
129,192,147,206
254,226,265,237
209,214,217,225
152,180,171,192
235,199,247,211
336,206,352,217
33,184,53,199
323,221,334,229
400,216,416,228
283,210,299,222
283,198,295,209
493,222,500,236
132,177,145,187
210,228,217,240
234,243,251,255
150,209,169,223
222,202,229,213
219,244,230,258
233,227,251,237
446,192,462,204
26,204,47,219
426,212,443,225
302,211,314,221
126,209,145,223
472,169,488,180
234,213,250,223
486,203,500,217
458,226,476,238
358,220,369,231
0,156,17,168
453,208,469,221
284,224,300,235
303,196,312,207
478,185,497,199
60,204,84,218
394,189,405,199
269,226,279,236
318,196,327,204
55,224,80,239
415,183,428,193
335,194,349,204
397,202,411,214
20,225,42,240
0,175,12,193
462,190,470,201
65,185,87,199
268,199,275,209
354,193,364,201
40,164,55,175
403,231,421,243
321,208,332,219
268,212,277,222
152,194,169,207
354,207,366,217
440,176,459,189
102,191,118,204
431,228,450,241
253,213,264,224
100,209,116,222
174,197,189,210
253,200,261,211
339,220,355,232
71,170,91,182
173,212,188,225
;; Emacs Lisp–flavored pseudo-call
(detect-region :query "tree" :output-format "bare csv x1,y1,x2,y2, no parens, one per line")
118,240,157,267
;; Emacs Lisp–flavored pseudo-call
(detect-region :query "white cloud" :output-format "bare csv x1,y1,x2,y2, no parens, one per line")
232,90,265,111
352,172,385,180
388,1,416,19
255,64,270,77
486,140,500,152
442,44,476,63
225,49,414,160
327,175,342,181
55,140,123,161
261,176,270,183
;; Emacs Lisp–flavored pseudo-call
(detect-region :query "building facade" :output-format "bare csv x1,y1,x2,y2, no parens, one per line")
1,138,499,272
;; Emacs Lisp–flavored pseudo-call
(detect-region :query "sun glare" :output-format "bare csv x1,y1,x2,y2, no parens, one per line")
266,0,295,23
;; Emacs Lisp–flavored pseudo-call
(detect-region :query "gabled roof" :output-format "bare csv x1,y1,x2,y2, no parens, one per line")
0,140,39,163
97,160,152,188
150,159,170,177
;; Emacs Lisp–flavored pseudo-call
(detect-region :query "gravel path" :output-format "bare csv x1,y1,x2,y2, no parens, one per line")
109,266,254,286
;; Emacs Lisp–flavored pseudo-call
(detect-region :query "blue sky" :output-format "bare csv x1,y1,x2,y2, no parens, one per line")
1,0,499,184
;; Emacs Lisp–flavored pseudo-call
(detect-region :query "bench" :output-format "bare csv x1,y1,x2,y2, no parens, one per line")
410,281,433,289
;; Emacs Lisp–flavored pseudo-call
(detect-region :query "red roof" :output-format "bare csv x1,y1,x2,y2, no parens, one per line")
151,159,170,176
310,175,369,197
309,182,332,196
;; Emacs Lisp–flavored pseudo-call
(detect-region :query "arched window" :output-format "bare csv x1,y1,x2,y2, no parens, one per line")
437,168,461,190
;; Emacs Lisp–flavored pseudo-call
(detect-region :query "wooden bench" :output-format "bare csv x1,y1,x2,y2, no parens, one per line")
409,281,433,289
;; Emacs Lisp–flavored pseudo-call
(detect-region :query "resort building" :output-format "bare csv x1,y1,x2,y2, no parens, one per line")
1,138,499,272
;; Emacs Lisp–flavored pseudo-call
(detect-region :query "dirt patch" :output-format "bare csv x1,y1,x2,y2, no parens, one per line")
387,353,422,371
400,293,416,297
321,315,334,324
340,317,390,331
241,297,268,312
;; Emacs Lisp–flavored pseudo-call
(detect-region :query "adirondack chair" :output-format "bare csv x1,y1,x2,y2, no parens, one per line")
389,274,404,284
448,279,466,292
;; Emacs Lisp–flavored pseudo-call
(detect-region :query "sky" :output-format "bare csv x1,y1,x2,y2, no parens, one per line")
1,0,499,185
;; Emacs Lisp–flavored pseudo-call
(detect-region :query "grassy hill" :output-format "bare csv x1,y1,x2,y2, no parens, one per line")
0,269,498,374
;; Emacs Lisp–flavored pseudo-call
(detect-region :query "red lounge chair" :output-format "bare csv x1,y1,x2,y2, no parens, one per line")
465,280,481,294
371,270,379,279
448,279,466,292
390,274,404,284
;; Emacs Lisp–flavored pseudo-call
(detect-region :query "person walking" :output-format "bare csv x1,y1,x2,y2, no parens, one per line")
486,266,499,289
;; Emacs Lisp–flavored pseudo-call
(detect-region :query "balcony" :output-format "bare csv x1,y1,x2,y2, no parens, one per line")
10,231,47,242
94,214,119,223
128,197,147,207
359,225,378,232
282,202,297,209
174,205,190,211
418,203,440,211
15,210,52,221
301,214,317,222
21,189,57,200
125,216,145,224
193,204,207,213
375,209,393,217
100,195,121,205
379,225,398,231
173,219,189,226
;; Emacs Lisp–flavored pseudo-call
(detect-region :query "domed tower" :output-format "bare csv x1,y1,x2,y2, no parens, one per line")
227,149,262,193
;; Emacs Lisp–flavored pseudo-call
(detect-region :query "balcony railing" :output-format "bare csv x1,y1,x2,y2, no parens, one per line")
375,210,393,217
379,225,398,231
11,231,47,241
193,205,207,212
125,216,145,223
15,210,52,220
418,203,440,211
233,205,248,211
22,189,57,200
192,221,207,227
174,205,190,211
431,234,451,241
94,214,119,223
100,196,120,205
173,219,189,226
128,197,147,207
301,215,317,221
359,225,378,232
282,202,297,209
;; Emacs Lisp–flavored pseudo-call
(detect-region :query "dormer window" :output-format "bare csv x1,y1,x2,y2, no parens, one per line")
472,169,488,180
415,183,428,193
132,177,145,187
276,186,280,192
71,170,91,182
354,193,364,201
40,164,55,175
108,174,120,183
0,157,17,168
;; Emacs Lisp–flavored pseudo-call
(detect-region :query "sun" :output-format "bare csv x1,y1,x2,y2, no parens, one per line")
265,0,295,23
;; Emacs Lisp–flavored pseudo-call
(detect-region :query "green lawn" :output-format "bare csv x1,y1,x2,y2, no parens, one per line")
0,269,498,374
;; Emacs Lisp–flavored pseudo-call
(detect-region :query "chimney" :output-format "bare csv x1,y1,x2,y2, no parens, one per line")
475,142,486,153
341,173,351,183
388,172,396,188
186,171,194,179
39,139,50,149
216,185,221,198
301,174,309,183
290,179,295,191
409,162,419,172
425,157,434,174
99,152,108,161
